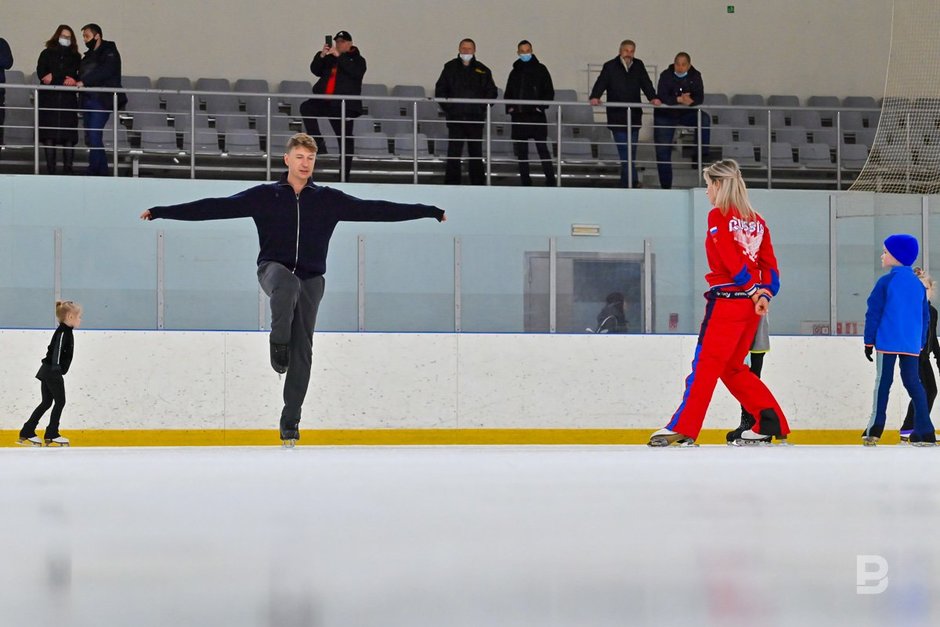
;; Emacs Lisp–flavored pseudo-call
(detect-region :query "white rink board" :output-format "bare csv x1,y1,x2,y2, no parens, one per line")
0,330,890,430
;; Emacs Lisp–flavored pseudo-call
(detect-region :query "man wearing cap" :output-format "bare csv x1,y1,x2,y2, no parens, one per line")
434,38,498,185
300,30,365,181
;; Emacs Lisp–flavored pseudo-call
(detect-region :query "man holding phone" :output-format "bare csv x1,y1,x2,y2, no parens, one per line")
300,30,365,181
653,52,709,189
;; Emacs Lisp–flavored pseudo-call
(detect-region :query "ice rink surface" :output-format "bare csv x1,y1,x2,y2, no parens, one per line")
0,444,937,627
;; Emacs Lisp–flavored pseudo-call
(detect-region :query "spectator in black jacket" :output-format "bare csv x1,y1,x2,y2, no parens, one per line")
504,40,556,186
435,38,498,185
653,52,710,189
37,25,81,175
0,35,13,147
589,40,661,188
300,30,365,182
77,23,123,176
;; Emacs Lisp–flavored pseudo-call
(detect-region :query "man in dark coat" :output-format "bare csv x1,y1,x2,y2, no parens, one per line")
435,38,498,185
504,40,556,186
77,23,123,176
653,52,710,189
589,40,661,188
300,30,365,181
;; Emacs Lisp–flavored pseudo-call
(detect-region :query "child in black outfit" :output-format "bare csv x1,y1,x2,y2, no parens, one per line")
899,268,940,443
18,300,82,447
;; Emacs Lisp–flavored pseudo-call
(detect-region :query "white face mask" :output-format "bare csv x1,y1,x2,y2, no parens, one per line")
459,53,473,63
58,37,71,47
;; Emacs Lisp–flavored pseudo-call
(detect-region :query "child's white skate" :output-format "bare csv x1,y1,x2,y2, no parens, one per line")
16,436,43,447
648,428,697,447
731,429,773,446
281,438,297,449
861,435,879,447
44,436,70,447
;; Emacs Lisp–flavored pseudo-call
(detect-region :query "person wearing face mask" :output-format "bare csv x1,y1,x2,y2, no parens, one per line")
504,40,556,187
434,38,498,185
37,25,81,175
653,52,709,189
77,23,124,176
0,36,12,148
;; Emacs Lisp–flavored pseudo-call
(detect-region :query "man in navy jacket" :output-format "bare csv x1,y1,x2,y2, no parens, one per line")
141,133,446,445
653,52,710,189
77,24,123,176
589,40,661,188
0,36,12,146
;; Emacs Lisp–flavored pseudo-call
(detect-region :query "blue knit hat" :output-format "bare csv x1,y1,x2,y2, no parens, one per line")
884,233,919,266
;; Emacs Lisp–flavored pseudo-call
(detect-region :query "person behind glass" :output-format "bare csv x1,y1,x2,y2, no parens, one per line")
299,30,365,182
18,300,82,448
435,38,498,185
594,292,628,333
861,236,936,446
140,133,446,446
653,52,710,190
0,35,12,147
504,40,556,187
898,268,940,443
77,23,123,176
37,25,81,175
649,159,789,447
589,40,661,188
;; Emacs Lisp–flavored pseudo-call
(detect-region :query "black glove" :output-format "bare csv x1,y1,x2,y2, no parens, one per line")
864,346,873,362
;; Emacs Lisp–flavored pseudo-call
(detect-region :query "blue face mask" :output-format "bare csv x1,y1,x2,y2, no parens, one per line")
519,54,533,62
674,71,688,79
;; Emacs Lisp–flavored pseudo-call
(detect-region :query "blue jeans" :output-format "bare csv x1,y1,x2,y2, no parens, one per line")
653,111,711,189
611,127,641,188
83,104,112,176
864,352,934,440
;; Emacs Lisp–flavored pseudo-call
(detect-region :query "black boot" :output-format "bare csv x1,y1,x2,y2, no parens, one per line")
726,409,756,443
270,342,290,374
62,145,74,175
44,147,57,175
279,416,300,447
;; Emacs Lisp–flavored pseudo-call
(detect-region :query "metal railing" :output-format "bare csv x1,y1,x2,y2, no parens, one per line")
0,82,883,189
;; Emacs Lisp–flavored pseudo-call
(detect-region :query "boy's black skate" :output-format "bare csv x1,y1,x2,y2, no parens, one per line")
270,342,290,374
726,410,756,445
280,418,300,448
909,432,938,447
44,435,70,447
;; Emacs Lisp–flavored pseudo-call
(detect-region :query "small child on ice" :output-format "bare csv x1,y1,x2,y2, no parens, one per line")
861,235,936,446
17,300,82,447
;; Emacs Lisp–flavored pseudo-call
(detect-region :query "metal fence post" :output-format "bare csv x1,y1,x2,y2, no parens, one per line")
412,101,419,184
190,93,196,179
556,105,563,187
643,239,653,333
265,97,272,181
112,91,119,177
357,235,365,331
485,106,492,185
33,88,40,174
627,107,633,188
157,230,165,330
454,237,462,332
340,99,347,183
829,195,837,335
549,237,557,333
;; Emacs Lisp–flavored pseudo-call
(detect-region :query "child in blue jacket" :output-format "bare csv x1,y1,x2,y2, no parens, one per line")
862,234,936,446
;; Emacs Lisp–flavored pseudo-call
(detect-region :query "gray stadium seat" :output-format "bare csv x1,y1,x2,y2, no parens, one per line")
102,119,130,150
172,112,212,131
390,85,426,99
799,143,833,168
806,96,840,108
155,76,192,92
708,125,734,153
774,126,808,146
738,127,769,148
361,83,389,97
2,107,34,145
393,133,431,157
243,95,275,119
811,128,840,148
704,93,730,106
731,94,764,106
277,80,312,114
140,126,181,153
234,79,269,95
715,109,749,129
164,93,199,115
131,112,169,129
769,142,797,168
122,75,152,90
4,69,26,84
790,110,822,129
205,94,240,114
213,112,251,133
848,128,876,148
355,132,390,157
767,95,800,107
837,111,866,131
839,143,869,169
181,128,221,154
195,78,231,93
558,137,594,162
596,138,621,161
224,130,263,156
555,89,579,103
126,91,162,114
843,96,878,109
750,109,786,129
724,141,757,166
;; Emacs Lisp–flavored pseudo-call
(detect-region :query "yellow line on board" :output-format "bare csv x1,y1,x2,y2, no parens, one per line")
0,429,876,447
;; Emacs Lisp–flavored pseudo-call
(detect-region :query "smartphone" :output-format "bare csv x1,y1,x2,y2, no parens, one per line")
325,35,332,47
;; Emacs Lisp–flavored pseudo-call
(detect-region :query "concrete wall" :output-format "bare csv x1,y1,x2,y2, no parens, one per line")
0,330,883,433
5,0,892,98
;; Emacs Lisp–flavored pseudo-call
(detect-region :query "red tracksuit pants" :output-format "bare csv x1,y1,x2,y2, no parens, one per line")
666,296,790,440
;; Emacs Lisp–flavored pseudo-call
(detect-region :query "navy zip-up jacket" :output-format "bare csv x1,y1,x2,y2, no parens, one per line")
864,265,929,355
147,173,445,279
38,322,74,378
